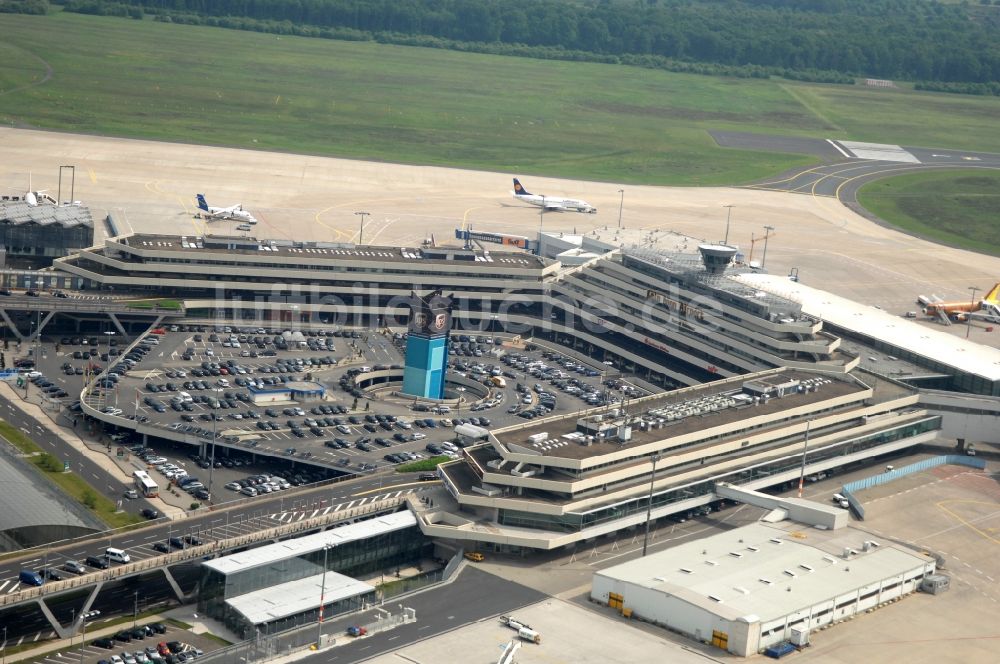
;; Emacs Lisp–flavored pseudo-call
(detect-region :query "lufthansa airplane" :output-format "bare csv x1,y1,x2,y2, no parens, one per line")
510,178,596,214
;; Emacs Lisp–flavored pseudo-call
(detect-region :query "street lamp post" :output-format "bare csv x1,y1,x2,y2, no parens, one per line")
316,544,332,647
967,286,980,339
761,225,775,270
133,591,139,629
2,626,7,664
723,204,734,245
617,189,625,229
79,610,98,664
355,211,370,245
641,454,661,557
208,388,222,500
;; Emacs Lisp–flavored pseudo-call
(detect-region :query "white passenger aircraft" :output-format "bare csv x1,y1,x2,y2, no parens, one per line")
195,194,257,224
510,178,597,214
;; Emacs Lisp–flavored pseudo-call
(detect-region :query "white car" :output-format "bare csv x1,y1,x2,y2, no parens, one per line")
411,432,427,440
103,407,124,416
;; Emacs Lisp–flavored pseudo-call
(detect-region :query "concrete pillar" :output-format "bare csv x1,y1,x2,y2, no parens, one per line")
38,582,104,638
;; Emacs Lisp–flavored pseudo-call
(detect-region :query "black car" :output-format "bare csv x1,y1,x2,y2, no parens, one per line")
85,555,109,569
184,534,203,546
153,542,169,553
169,537,185,549
92,637,116,649
114,630,132,643
40,567,64,581
141,508,159,519
148,623,168,635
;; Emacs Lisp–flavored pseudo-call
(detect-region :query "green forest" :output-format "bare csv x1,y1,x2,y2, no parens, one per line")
12,0,998,93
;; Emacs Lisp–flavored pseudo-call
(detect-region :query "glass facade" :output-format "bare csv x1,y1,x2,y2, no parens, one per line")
497,416,941,533
198,524,429,635
0,221,92,268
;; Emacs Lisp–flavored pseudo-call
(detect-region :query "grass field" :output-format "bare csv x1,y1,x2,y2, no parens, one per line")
857,170,1000,256
2,12,999,186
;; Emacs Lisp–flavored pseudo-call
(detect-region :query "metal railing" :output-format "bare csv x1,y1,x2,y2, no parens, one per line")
0,497,404,607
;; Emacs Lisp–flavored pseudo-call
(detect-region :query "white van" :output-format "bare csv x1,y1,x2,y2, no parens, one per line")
217,378,230,387
105,547,131,564
178,391,193,403
831,493,849,509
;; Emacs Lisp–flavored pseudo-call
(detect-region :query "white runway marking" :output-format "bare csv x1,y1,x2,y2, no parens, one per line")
839,140,920,163
827,139,850,158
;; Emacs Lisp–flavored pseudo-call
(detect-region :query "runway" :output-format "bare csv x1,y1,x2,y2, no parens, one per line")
712,130,1000,199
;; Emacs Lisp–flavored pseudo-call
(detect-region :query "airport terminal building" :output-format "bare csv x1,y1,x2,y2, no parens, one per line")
420,367,940,551
198,511,426,636
57,233,854,391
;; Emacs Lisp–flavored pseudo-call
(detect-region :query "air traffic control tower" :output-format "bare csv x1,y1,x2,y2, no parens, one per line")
401,290,454,400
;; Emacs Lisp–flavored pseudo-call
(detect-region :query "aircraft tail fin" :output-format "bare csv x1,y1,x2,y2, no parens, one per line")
983,282,1000,303
512,178,531,196
196,194,209,212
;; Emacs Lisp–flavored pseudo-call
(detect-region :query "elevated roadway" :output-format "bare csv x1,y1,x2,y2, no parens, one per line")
0,292,184,340
0,474,431,641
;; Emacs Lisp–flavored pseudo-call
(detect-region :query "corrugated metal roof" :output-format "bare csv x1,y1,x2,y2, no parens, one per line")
0,202,94,229
594,522,931,622
202,511,417,575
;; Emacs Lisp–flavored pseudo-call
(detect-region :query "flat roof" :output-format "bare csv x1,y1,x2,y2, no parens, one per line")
226,571,374,625
247,381,325,394
495,369,868,460
594,522,932,622
203,511,417,575
112,234,548,268
736,274,1000,382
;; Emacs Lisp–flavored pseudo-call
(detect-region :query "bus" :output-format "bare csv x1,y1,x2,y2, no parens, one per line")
133,470,159,498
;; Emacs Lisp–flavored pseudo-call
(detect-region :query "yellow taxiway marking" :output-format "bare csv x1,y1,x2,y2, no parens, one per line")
313,205,350,240
749,164,835,189
834,163,1000,200
145,179,201,234
87,168,97,184
936,500,1000,546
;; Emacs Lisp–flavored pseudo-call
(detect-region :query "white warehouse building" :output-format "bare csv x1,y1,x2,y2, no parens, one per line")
591,521,935,656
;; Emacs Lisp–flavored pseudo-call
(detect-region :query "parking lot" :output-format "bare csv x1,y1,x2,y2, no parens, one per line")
42,619,222,664
15,322,650,508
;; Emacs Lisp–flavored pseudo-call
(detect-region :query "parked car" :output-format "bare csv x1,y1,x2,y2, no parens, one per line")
40,567,64,581
63,560,87,575
93,637,116,649
86,555,109,569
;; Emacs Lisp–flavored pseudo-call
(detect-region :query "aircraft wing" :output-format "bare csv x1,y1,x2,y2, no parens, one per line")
543,201,566,212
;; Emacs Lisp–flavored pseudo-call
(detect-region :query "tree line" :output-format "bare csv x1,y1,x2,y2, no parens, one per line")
42,0,1000,92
